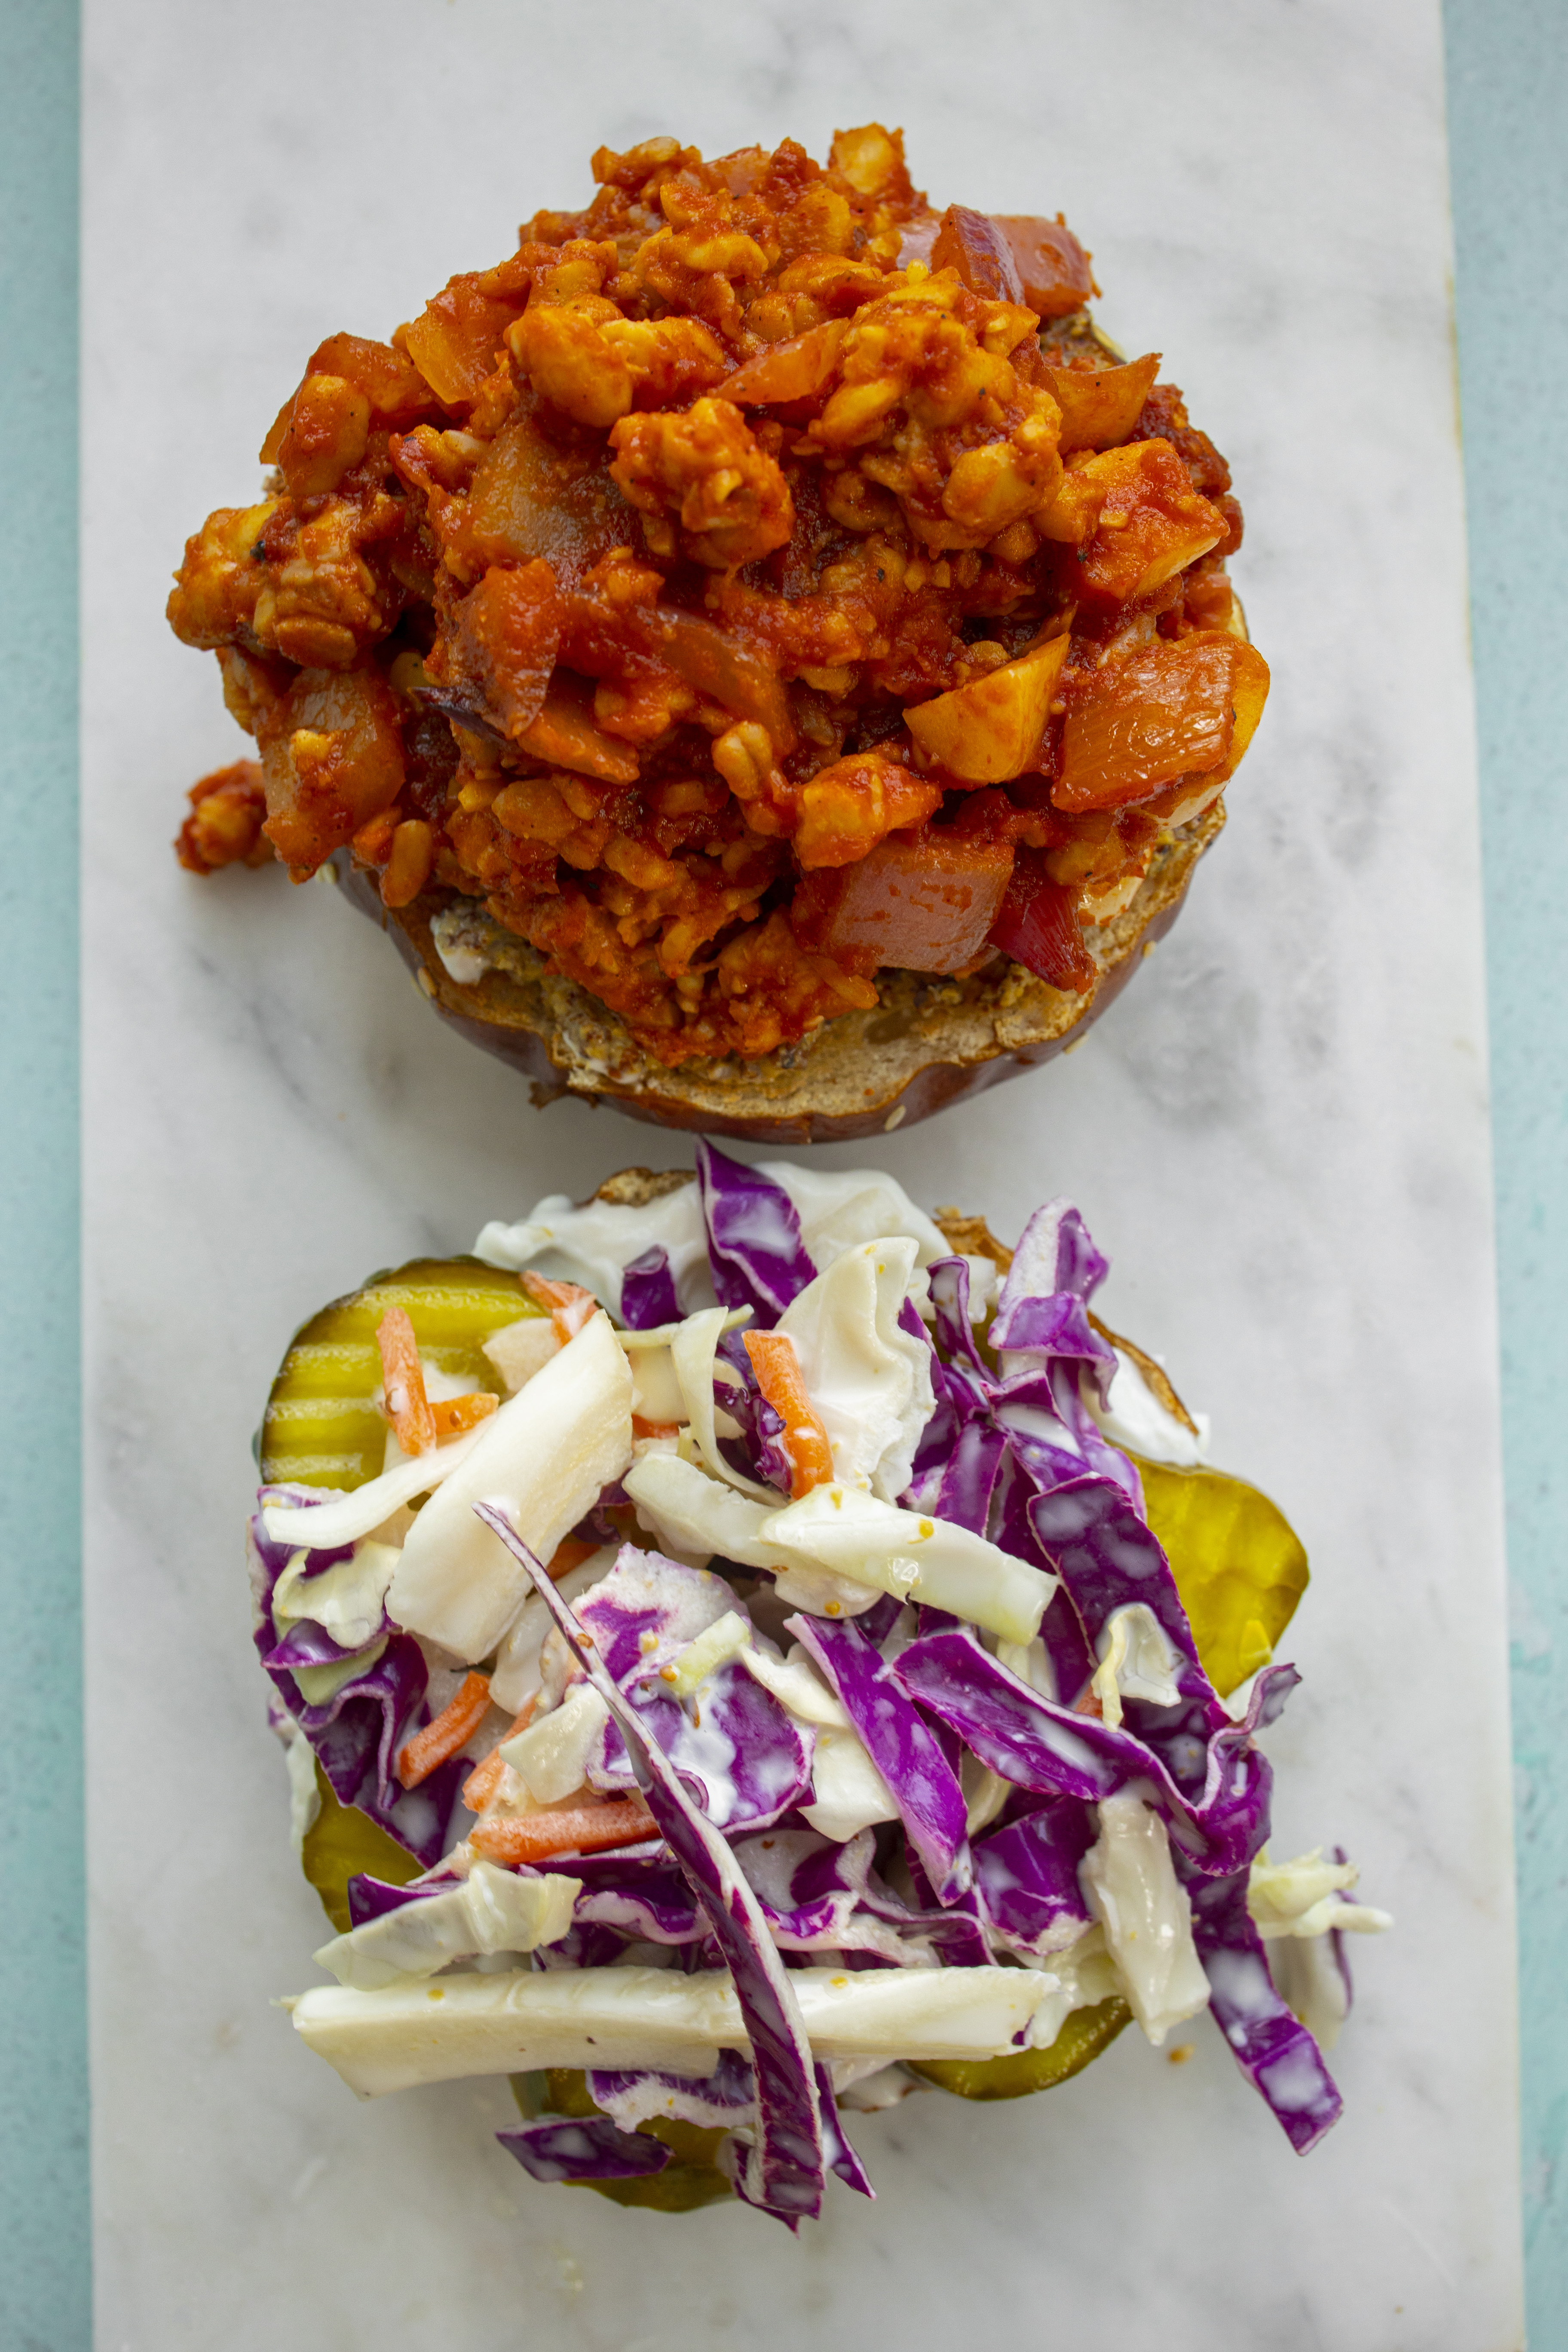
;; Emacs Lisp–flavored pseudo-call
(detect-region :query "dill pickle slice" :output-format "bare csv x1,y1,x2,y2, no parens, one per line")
260,1255,545,1492
300,1762,423,1933
909,1995,1132,2101
510,2070,734,2212
1135,1457,1310,1698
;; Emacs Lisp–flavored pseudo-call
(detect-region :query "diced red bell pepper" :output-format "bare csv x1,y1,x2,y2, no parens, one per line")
988,846,1096,993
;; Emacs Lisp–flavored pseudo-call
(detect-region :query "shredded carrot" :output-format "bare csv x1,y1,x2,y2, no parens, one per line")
547,1534,599,1581
1073,1687,1104,1718
521,1269,600,1346
460,1692,538,1813
377,1306,436,1457
469,1795,655,1865
743,1330,834,1498
398,1670,492,1789
632,1414,682,1441
430,1390,499,1439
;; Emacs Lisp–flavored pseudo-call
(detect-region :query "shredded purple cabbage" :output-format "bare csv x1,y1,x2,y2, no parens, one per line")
476,1504,827,2227
1184,1862,1344,2153
695,1142,816,1325
973,1801,1096,1957
620,1245,682,1329
258,1183,1367,2206
790,1614,971,1904
497,2115,672,2184
344,1872,450,1927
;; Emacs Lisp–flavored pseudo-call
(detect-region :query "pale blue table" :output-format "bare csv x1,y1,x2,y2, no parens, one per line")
0,4,1559,2340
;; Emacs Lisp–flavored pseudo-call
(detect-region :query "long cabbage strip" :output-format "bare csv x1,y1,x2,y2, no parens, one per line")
758,1484,1057,1645
287,1962,1067,2099
475,1501,825,2227
261,1424,489,1551
742,1332,833,1497
669,1307,774,1503
387,1310,634,1661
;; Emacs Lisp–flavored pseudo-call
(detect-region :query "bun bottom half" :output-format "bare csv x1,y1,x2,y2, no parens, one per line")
334,801,1222,1145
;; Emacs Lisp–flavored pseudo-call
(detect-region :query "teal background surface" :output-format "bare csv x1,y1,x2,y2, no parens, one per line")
1446,5,1568,2341
0,6,89,2352
0,2,1557,2341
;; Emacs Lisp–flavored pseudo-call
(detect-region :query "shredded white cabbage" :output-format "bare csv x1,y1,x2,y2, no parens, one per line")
1080,1792,1211,2046
624,1451,792,1571
290,1636,388,1707
280,1720,321,1854
481,1317,560,1396
499,1683,610,1804
1247,1848,1393,1942
1267,1934,1351,2051
800,1720,900,1842
1090,1603,1185,1728
668,1307,772,1500
312,1862,581,1991
387,1312,633,1663
287,1961,1066,2097
1020,1925,1122,2049
262,1425,487,1552
488,1547,618,1715
661,1609,753,1699
272,1538,399,1657
756,1161,948,1271
775,1237,934,1499
738,1643,850,1728
758,1483,1056,1645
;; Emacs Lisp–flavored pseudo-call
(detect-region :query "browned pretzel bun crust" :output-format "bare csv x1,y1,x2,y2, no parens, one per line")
336,798,1219,1143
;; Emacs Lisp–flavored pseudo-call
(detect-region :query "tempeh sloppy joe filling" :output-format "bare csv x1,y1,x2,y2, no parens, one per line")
170,124,1268,1068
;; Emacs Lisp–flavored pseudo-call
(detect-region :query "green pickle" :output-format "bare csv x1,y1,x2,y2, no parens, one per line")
261,1256,543,1492
301,1762,424,1933
1135,1456,1309,1697
910,1996,1133,2100
513,2071,734,2213
267,1258,544,1930
274,1252,1313,2169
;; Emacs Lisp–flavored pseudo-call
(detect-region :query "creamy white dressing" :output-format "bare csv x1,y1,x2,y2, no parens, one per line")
1086,1348,1211,1468
474,1183,715,1314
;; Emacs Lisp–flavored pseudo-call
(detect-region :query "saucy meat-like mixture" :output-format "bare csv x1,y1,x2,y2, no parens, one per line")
170,125,1268,1067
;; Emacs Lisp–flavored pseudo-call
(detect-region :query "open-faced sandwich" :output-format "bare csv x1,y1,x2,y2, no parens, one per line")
173,125,1267,1142
256,1149,1384,2223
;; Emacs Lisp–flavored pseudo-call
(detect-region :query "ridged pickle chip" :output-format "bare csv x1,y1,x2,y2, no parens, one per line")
261,1256,543,1492
271,1259,545,1929
910,1996,1133,2101
300,1763,424,1933
1135,1457,1309,1697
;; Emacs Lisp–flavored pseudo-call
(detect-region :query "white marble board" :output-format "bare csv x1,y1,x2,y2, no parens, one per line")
81,1,1522,2343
